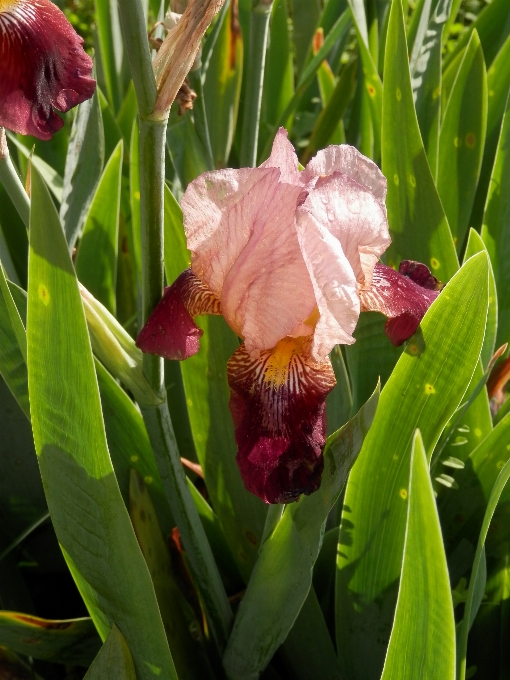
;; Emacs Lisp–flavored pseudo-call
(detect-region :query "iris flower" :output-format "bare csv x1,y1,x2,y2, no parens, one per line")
137,129,440,504
0,0,95,139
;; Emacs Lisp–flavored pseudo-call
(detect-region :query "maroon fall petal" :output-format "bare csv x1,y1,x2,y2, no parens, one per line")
359,262,440,346
0,0,96,139
227,340,336,504
136,269,221,361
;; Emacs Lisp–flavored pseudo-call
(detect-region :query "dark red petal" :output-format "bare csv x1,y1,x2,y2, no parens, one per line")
0,0,96,139
360,263,440,346
398,260,443,291
136,269,221,361
227,340,336,504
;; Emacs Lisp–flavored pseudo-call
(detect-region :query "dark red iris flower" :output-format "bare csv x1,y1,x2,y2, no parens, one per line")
137,130,441,504
0,0,96,139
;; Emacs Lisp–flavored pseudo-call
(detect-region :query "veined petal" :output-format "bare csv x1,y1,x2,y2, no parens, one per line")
259,127,302,186
295,208,359,360
136,269,221,360
359,262,440,346
297,170,390,288
182,166,317,352
227,339,336,504
0,0,95,139
302,143,387,204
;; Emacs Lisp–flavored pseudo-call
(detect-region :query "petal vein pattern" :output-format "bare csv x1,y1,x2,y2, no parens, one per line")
0,0,95,139
136,269,221,360
360,262,440,346
182,166,317,352
228,340,336,504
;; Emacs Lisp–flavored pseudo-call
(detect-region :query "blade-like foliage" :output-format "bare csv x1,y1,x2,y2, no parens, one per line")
27,167,176,679
380,431,455,680
335,253,488,680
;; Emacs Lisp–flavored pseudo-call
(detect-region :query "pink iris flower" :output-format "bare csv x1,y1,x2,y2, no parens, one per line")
0,0,96,139
137,129,441,504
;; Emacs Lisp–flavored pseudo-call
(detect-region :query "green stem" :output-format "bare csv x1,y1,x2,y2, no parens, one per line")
0,155,30,229
239,2,274,167
138,118,167,394
117,0,158,118
188,69,215,170
141,404,233,651
138,118,232,654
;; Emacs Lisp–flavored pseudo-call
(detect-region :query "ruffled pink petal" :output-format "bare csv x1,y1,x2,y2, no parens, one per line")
298,172,390,290
295,208,359,360
136,269,221,360
182,166,317,353
227,340,336,504
0,0,96,139
302,143,387,204
259,127,302,186
359,262,440,346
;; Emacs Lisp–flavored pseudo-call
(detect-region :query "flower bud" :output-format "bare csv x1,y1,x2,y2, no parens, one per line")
80,284,164,406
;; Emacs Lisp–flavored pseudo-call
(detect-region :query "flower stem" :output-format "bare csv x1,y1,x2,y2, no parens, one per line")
239,1,274,167
0,132,30,229
117,0,157,118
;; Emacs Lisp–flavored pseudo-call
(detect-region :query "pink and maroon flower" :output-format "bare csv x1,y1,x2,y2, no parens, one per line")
137,129,440,503
0,0,96,139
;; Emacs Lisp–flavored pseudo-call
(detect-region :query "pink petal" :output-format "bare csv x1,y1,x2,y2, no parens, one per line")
259,127,302,186
302,143,387,204
182,167,317,352
0,0,95,139
227,340,336,504
136,269,221,360
295,209,359,359
299,172,390,289
359,262,440,346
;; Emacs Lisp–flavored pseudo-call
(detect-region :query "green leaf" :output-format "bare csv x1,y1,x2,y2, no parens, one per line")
440,408,510,564
27,167,176,679
469,33,510,235
380,431,456,680
463,229,497,369
276,588,341,680
457,456,510,678
84,625,136,679
60,92,105,249
326,345,353,434
167,112,211,188
222,385,379,679
302,58,356,164
129,471,214,680
76,141,123,315
0,280,28,415
382,0,458,283
98,89,124,161
0,182,28,287
481,90,510,347
203,0,243,168
0,264,26,362
6,132,64,203
335,253,489,680
260,0,295,146
0,612,100,667
348,0,383,159
443,0,510,72
437,30,487,251
181,315,267,580
411,0,453,175
291,0,322,76
346,311,402,413
94,0,128,112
